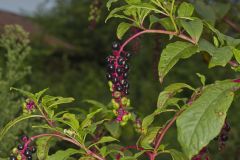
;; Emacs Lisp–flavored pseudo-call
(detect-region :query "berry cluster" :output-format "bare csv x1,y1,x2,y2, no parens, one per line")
106,42,132,125
22,99,36,114
10,136,36,160
214,121,231,150
88,0,102,29
192,147,209,160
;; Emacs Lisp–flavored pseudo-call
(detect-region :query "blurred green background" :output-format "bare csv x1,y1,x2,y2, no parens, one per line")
0,0,240,159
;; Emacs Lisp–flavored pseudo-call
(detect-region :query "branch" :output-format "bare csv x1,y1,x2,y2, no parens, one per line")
223,17,240,33
23,133,105,160
118,29,196,54
153,110,184,154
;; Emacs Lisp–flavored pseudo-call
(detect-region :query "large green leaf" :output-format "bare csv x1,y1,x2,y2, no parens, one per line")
178,2,194,17
177,80,239,159
169,149,188,160
157,83,194,109
46,148,82,160
36,136,52,160
209,46,233,68
117,22,132,39
107,0,119,10
158,41,198,82
0,115,42,142
181,19,203,42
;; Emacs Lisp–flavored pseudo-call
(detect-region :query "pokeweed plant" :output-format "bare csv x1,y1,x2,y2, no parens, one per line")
1,0,240,160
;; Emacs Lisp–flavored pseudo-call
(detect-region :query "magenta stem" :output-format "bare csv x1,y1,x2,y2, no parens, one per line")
22,133,105,160
118,29,196,54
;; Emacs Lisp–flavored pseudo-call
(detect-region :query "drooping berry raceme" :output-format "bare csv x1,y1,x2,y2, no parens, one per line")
106,41,132,125
88,0,102,29
214,121,231,150
10,135,36,160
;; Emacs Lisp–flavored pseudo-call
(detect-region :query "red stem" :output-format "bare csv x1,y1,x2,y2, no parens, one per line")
224,17,240,33
118,29,196,53
153,110,184,155
23,133,105,160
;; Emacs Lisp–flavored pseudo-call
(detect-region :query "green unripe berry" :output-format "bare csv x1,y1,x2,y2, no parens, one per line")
17,154,22,160
111,99,119,109
121,97,130,107
120,121,127,126
12,148,18,154
122,115,129,121
113,109,118,116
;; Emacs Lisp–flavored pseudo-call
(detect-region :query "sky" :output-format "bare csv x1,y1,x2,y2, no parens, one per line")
0,0,55,14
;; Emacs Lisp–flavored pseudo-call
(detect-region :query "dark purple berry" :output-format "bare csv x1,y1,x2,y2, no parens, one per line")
24,149,32,156
17,144,24,150
118,57,126,65
220,134,228,141
112,77,119,84
27,155,32,160
107,64,115,72
116,85,123,91
124,64,129,71
124,82,129,89
224,122,231,132
124,90,129,95
106,73,112,80
123,72,128,79
116,67,123,75
31,146,37,153
9,156,17,160
125,52,131,59
112,41,120,50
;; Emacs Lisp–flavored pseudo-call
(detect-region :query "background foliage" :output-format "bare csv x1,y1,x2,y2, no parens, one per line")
0,0,240,159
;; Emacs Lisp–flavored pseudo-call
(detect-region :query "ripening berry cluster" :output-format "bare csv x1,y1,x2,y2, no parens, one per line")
106,42,132,125
88,0,102,29
10,136,36,160
22,99,36,114
215,121,231,150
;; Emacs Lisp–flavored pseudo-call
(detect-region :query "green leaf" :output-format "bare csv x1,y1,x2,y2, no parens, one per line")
36,136,52,160
10,87,35,100
178,2,194,17
90,136,118,148
0,115,42,142
196,73,206,86
48,97,75,108
57,113,79,131
169,149,188,160
125,0,141,4
177,80,239,159
198,39,216,55
104,122,121,138
159,17,175,31
158,41,198,82
117,22,132,40
140,127,160,149
181,19,203,42
209,46,233,68
83,99,107,109
107,0,119,10
106,5,129,22
194,1,216,25
157,83,194,109
47,148,82,160
81,108,102,128
233,48,240,64
35,88,49,102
